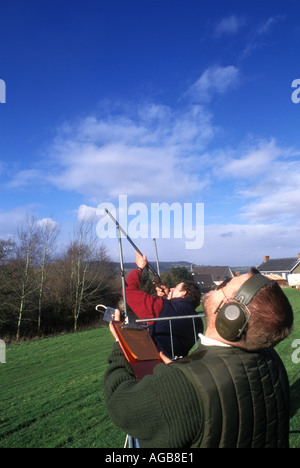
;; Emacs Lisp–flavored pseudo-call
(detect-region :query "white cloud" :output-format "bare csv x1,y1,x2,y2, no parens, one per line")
105,219,300,267
77,204,98,222
212,139,300,223
191,221,300,266
4,66,299,266
256,16,284,36
6,72,237,204
0,208,59,240
187,65,240,103
0,206,37,238
241,187,300,223
35,217,59,229
219,139,281,179
214,15,245,37
243,15,285,57
46,102,215,203
7,169,45,189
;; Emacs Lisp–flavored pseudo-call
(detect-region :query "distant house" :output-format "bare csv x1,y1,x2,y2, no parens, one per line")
258,254,300,280
263,273,288,287
191,265,234,292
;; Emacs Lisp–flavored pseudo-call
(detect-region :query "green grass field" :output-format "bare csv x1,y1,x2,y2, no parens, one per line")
0,328,125,448
0,289,299,448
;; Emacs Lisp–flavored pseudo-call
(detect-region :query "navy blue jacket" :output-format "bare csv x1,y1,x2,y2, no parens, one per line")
149,297,204,359
125,268,204,359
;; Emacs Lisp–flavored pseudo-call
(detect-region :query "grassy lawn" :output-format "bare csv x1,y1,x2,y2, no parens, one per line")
0,288,299,448
0,327,125,448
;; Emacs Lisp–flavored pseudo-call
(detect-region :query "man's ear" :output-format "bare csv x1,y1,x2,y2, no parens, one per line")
180,289,187,298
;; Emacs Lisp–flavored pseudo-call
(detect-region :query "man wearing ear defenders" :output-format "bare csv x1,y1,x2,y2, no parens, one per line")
104,268,294,448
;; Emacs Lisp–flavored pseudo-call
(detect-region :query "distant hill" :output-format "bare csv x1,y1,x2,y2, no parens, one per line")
111,262,251,274
113,261,192,272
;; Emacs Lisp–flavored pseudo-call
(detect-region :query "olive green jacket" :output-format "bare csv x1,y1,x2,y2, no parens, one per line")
104,342,290,448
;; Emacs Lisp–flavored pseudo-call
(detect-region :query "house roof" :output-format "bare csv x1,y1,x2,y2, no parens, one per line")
264,273,287,283
258,257,300,273
192,266,233,282
193,273,214,287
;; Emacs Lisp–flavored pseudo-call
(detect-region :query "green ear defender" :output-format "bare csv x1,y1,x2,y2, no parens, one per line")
215,274,272,342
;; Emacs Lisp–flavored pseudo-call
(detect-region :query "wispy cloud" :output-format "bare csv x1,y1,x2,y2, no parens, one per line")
6,98,299,233
0,206,39,238
219,139,281,179
6,65,243,205
5,62,299,264
214,15,246,38
6,169,45,189
243,15,286,56
213,139,300,223
186,65,241,103
35,101,216,203
257,16,283,35
198,220,300,265
242,188,300,223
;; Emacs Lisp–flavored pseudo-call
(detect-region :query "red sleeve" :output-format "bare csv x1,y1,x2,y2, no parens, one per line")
124,269,163,320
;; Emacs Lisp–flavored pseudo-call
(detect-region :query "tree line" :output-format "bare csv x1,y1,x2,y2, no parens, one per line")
0,216,121,342
0,215,195,343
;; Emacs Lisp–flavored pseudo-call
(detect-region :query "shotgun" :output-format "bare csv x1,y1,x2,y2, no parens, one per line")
105,209,163,287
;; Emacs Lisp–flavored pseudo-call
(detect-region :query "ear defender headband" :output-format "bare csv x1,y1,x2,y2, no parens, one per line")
215,274,272,342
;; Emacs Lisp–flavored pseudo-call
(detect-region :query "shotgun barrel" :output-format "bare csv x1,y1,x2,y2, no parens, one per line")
105,208,162,285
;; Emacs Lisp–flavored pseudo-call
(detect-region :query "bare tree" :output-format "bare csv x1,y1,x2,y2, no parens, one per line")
36,218,60,333
66,216,111,332
0,239,15,263
15,215,42,340
0,239,16,334
0,214,120,339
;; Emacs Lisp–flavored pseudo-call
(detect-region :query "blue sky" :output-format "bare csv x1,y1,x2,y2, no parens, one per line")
1,0,300,266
